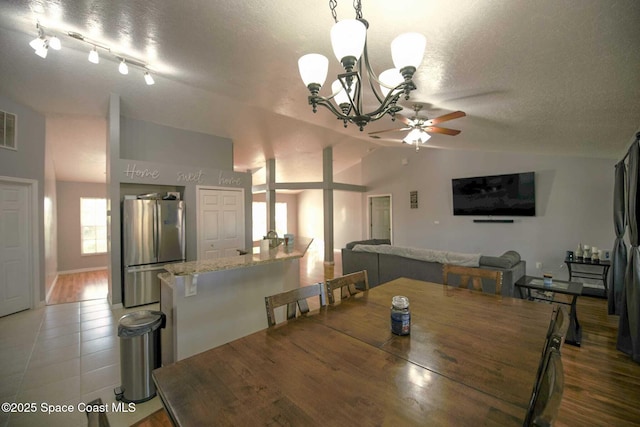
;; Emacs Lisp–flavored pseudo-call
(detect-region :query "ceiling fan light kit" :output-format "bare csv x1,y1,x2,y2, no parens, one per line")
368,104,466,150
28,22,156,86
298,0,426,131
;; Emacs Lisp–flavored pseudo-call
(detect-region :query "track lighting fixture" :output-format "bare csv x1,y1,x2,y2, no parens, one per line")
118,58,129,75
29,23,53,58
27,22,157,86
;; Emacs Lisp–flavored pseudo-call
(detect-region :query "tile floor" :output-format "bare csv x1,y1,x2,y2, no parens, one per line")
0,299,162,427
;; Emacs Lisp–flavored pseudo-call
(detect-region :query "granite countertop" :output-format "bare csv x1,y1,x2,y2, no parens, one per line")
164,237,313,275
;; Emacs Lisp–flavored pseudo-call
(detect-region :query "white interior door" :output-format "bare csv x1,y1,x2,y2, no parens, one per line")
197,188,245,260
0,180,32,316
369,195,392,241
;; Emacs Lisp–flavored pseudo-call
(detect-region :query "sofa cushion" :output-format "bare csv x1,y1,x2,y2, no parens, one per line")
480,251,522,269
345,239,391,249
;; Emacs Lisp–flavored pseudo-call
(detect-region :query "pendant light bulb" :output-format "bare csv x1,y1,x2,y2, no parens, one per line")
88,47,99,64
118,59,129,75
144,71,155,85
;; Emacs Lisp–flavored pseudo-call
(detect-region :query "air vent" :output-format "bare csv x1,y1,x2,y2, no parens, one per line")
0,110,17,150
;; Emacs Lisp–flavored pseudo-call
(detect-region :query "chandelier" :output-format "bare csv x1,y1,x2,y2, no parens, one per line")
298,1,426,131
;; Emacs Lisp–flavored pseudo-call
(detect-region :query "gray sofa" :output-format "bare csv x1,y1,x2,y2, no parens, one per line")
341,240,526,297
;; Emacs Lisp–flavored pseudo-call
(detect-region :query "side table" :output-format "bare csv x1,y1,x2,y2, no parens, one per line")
564,258,611,298
515,275,583,346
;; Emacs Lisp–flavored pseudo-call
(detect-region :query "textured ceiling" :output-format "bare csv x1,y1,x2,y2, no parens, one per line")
0,0,638,184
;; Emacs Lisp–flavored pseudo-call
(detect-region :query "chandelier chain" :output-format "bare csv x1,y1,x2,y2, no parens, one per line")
329,0,338,23
353,0,363,19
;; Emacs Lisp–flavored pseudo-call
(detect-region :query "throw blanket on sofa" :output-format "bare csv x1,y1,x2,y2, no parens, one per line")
352,244,481,267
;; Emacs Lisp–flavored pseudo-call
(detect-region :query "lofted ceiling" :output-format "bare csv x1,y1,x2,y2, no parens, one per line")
0,0,639,184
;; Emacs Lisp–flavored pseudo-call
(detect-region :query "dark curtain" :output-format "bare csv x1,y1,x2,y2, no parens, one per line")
618,137,640,363
609,161,627,314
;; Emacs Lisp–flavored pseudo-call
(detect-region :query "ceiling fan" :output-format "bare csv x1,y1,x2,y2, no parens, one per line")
368,104,466,150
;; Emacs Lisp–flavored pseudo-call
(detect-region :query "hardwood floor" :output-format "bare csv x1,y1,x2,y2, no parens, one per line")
556,295,640,426
127,252,640,426
47,269,108,305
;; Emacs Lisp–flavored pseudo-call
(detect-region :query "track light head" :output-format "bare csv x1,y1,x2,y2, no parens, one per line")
34,39,49,58
144,71,155,85
49,36,61,50
118,59,129,75
88,47,99,64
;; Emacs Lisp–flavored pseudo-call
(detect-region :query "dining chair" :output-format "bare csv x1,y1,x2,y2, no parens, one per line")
552,306,569,348
264,282,326,327
325,270,369,304
523,346,565,427
442,264,503,295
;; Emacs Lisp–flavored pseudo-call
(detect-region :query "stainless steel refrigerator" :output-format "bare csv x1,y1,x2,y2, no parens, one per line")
122,199,185,307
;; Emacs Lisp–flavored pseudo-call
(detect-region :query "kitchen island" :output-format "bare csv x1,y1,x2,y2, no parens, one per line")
158,237,313,364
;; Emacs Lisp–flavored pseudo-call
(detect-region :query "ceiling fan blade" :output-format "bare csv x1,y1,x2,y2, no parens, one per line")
425,126,461,136
368,126,411,136
396,114,412,126
424,111,466,126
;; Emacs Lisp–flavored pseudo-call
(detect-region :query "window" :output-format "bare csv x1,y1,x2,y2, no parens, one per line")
81,198,107,255
0,110,17,150
252,202,287,241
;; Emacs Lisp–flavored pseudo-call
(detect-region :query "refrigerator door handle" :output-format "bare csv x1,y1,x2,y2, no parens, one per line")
153,201,159,260
126,265,168,274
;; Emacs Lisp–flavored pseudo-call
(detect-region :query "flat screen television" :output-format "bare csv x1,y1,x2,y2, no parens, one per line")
452,172,535,216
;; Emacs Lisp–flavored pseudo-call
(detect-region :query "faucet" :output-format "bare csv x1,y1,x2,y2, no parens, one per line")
265,230,282,248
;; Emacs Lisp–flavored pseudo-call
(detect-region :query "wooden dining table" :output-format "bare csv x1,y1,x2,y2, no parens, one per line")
152,277,554,426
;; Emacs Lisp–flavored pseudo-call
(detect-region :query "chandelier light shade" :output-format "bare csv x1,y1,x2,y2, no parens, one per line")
299,1,426,131
391,32,427,70
330,19,366,69
298,54,329,88
378,68,404,97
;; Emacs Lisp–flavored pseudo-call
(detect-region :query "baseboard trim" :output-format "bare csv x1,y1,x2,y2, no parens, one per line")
58,266,108,275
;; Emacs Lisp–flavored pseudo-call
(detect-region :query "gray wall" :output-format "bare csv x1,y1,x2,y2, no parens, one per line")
56,181,108,272
120,116,233,170
0,95,46,302
359,147,615,280
297,146,616,281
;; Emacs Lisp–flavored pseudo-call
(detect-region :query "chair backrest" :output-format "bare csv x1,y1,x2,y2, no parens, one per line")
526,347,565,427
442,264,503,295
551,306,569,348
326,270,369,304
264,283,326,327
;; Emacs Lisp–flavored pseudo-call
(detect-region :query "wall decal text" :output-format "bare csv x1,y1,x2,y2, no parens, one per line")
124,163,160,180
177,170,205,184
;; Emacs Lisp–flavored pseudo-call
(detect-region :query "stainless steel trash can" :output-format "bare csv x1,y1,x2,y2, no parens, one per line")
115,310,165,403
